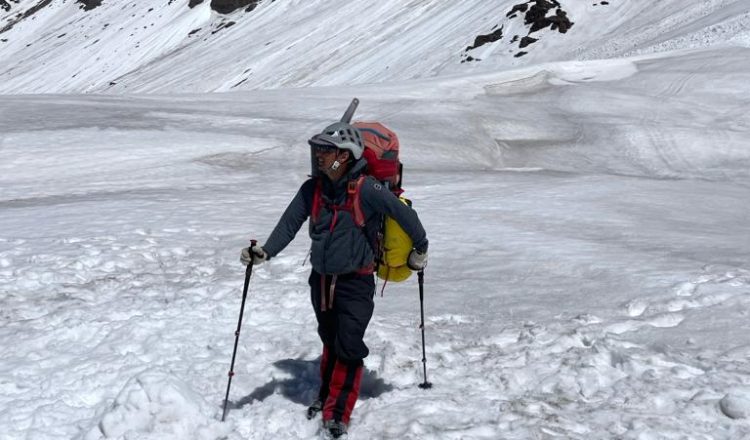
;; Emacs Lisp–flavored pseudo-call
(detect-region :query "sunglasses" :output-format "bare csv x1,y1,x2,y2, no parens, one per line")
313,143,338,154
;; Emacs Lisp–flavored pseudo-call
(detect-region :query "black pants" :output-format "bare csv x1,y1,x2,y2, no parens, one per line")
309,270,374,423
309,270,375,363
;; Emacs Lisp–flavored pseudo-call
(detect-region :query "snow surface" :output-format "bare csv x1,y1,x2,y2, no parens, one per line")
2,45,750,439
2,1,750,439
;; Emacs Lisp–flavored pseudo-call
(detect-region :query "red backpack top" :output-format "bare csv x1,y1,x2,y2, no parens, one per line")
354,121,403,196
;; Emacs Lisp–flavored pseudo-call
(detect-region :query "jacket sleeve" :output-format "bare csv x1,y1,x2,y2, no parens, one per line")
262,179,315,258
360,178,429,253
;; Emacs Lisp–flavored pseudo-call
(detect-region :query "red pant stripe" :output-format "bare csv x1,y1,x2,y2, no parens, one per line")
323,360,363,424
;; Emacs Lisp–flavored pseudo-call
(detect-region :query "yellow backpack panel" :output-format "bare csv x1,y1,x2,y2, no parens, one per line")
376,197,414,282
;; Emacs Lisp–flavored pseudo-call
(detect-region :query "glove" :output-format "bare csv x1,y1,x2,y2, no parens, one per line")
407,249,428,271
240,244,268,266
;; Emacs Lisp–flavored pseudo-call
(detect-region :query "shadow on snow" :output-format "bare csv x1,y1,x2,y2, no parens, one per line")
228,357,394,410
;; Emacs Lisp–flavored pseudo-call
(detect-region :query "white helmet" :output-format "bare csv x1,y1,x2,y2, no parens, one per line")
308,122,364,159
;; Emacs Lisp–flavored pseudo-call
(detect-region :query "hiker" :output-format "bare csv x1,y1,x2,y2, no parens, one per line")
240,120,428,438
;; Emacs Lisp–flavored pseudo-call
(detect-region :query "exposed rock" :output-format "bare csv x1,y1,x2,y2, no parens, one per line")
548,9,573,33
465,26,503,51
460,55,478,64
519,36,538,48
232,78,248,88
460,0,573,63
1,0,19,12
526,0,555,33
506,3,527,18
0,0,52,35
210,0,260,14
77,0,102,11
190,0,265,14
513,0,573,35
211,20,236,34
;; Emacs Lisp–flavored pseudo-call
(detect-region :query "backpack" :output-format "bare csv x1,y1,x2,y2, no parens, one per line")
353,121,414,283
309,99,415,282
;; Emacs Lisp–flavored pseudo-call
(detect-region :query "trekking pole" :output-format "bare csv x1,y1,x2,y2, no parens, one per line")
221,239,257,421
417,270,433,389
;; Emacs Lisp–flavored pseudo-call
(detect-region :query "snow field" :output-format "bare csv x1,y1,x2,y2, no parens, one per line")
1,46,750,438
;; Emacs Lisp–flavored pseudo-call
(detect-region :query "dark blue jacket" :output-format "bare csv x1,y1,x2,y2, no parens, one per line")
263,159,428,275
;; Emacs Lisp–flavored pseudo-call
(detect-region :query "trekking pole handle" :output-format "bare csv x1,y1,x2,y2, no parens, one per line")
246,239,258,273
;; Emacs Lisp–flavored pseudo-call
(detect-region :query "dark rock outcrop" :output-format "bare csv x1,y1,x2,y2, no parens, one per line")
0,0,52,35
519,36,538,48
518,0,573,34
465,26,504,51
211,20,236,34
189,0,265,14
460,0,574,63
506,3,528,17
210,0,260,14
548,8,573,33
77,0,102,11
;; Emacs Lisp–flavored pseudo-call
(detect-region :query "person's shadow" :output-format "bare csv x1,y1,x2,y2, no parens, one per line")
229,356,394,409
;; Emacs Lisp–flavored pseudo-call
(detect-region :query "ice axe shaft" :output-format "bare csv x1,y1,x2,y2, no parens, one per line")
340,98,359,123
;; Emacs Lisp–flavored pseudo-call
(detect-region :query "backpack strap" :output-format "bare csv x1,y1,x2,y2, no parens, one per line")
346,176,367,228
311,178,324,224
310,176,366,228
309,176,377,276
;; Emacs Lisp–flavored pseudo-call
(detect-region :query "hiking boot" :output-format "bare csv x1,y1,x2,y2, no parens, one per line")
306,399,323,420
323,420,348,439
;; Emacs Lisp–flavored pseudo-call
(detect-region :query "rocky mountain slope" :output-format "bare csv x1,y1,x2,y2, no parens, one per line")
0,0,748,93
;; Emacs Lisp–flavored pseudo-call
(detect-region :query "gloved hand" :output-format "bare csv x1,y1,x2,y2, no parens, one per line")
407,249,428,271
240,244,268,266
